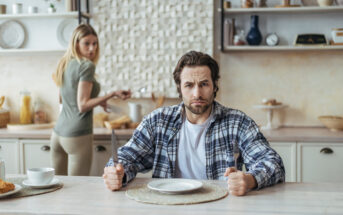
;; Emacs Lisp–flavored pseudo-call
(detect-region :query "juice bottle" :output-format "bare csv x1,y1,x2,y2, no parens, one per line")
20,90,32,124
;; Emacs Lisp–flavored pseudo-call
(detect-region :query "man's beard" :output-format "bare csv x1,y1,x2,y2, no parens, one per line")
185,102,211,115
184,95,214,115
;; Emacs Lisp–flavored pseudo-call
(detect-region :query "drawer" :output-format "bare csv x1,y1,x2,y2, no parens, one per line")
297,142,343,182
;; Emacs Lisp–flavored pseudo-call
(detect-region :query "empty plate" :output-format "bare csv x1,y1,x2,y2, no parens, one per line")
0,20,26,49
147,179,203,194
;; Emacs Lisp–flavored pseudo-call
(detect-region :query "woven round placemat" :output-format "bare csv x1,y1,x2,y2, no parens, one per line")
1,177,63,199
126,182,228,205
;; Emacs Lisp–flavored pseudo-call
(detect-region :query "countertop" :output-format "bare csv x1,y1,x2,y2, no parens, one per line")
1,175,342,215
1,127,343,142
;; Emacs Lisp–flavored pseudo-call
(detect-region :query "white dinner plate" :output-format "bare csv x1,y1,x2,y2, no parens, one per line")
0,184,22,198
56,18,78,47
22,178,60,189
0,20,26,49
147,179,203,194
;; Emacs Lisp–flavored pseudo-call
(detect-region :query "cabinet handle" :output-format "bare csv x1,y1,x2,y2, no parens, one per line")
0,145,1,150
320,147,333,154
41,145,51,151
95,145,106,152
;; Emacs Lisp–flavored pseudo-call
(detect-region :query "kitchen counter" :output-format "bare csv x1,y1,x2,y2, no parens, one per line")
1,175,342,215
1,127,343,142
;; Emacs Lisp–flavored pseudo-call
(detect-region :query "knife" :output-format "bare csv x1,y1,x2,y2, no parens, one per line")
111,129,119,165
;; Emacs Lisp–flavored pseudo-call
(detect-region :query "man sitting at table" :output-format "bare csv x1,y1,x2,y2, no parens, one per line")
103,51,285,196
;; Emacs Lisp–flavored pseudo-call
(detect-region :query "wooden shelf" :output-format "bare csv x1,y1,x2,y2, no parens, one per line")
223,45,343,51
224,6,343,14
0,12,82,19
0,49,66,55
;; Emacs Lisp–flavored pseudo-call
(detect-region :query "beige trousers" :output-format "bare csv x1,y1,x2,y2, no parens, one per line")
50,131,93,176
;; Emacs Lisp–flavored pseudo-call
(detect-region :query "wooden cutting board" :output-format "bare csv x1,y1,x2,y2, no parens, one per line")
7,122,55,131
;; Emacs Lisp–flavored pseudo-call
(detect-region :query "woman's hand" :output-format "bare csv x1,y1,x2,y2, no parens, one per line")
113,90,131,100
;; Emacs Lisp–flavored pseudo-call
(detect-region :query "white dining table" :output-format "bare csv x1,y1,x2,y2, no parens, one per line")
1,175,342,215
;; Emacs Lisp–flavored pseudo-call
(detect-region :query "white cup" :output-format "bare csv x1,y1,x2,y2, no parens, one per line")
128,102,142,123
28,6,38,14
27,167,55,185
12,3,23,14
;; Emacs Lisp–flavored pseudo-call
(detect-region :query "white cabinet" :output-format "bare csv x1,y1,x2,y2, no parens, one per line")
0,139,20,174
21,139,52,173
270,142,297,182
90,141,111,176
297,142,343,182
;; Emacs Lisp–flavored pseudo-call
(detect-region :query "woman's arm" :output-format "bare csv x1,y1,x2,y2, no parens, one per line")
77,81,131,113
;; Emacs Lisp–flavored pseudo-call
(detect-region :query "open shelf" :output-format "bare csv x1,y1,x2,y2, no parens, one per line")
223,45,343,51
224,6,343,14
0,49,66,55
0,12,81,19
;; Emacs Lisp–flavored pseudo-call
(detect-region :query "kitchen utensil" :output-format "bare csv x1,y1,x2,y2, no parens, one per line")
111,129,119,165
318,116,343,132
317,0,333,6
233,141,240,169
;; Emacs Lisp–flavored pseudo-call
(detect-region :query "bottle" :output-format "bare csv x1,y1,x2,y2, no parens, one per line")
20,90,32,124
246,15,262,46
34,99,47,124
0,159,5,181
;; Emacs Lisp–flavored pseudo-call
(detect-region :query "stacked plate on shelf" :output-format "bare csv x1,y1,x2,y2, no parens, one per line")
0,20,26,49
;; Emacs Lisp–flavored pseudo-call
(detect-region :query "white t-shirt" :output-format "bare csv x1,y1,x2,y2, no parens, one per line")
175,113,213,179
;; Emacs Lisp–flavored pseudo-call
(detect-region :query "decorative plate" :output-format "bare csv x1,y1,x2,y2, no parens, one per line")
56,18,78,47
0,20,26,49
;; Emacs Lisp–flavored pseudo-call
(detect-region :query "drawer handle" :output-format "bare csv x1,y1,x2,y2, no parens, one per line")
41,145,51,151
95,145,106,152
320,147,333,154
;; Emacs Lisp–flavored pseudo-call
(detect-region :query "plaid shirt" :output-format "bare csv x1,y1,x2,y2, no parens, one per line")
107,101,285,189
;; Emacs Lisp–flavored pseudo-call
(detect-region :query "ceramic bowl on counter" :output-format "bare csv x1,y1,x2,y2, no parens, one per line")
318,115,343,132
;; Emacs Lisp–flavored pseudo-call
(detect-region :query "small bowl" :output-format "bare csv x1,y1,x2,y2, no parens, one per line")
318,116,343,132
27,167,55,185
301,0,318,6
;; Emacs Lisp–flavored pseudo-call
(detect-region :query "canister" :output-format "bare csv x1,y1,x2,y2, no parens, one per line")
20,90,32,124
332,28,343,44
0,159,5,181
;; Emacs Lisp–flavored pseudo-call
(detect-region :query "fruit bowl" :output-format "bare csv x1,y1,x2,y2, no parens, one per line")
318,116,343,132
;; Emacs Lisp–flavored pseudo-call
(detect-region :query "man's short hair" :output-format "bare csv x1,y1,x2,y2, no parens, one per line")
173,50,220,98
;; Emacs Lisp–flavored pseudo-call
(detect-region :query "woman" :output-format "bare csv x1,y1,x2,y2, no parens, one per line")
51,24,131,176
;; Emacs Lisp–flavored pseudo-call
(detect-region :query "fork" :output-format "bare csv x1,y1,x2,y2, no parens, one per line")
233,141,240,169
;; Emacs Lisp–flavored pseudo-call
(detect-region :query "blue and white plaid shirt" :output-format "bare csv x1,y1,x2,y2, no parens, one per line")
106,101,285,189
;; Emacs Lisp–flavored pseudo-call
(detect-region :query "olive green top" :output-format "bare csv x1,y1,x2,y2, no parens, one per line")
54,59,100,137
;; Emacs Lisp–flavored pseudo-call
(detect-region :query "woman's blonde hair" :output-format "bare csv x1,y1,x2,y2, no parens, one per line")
53,24,100,86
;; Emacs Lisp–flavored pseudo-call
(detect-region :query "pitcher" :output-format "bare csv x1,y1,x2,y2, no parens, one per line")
128,102,142,123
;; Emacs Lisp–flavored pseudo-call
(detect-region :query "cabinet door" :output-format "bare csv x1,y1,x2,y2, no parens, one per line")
0,139,20,174
297,142,343,182
90,139,130,176
270,142,297,182
90,141,112,176
22,139,52,173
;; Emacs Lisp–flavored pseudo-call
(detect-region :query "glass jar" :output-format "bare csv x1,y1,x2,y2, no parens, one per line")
34,99,47,124
20,90,32,124
0,159,5,180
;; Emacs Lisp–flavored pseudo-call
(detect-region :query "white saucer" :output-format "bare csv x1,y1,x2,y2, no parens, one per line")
22,178,60,189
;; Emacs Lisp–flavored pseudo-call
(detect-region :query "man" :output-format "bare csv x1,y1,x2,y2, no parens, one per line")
103,51,285,196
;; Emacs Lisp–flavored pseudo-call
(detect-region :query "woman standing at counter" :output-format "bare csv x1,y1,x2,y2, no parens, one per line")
51,24,131,176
